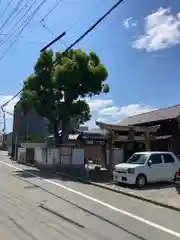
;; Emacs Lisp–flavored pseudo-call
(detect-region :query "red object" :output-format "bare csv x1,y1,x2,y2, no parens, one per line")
176,170,180,177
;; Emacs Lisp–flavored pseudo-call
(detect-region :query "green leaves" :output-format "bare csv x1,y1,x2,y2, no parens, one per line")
20,49,109,143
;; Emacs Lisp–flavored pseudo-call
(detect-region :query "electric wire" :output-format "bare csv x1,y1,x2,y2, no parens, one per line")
40,0,64,23
0,0,49,61
0,0,26,31
0,0,123,108
0,0,29,34
0,0,37,46
0,0,13,21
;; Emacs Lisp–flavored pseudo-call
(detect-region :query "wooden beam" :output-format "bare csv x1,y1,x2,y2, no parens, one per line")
115,135,156,142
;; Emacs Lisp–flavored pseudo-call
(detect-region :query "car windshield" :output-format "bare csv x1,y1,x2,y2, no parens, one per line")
127,153,148,164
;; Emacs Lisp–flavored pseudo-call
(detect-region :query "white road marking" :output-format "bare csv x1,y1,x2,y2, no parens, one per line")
1,160,180,238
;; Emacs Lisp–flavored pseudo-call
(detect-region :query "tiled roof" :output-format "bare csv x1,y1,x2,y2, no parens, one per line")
118,104,180,126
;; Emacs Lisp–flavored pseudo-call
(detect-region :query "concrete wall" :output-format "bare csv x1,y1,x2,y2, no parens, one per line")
34,147,84,167
106,148,124,166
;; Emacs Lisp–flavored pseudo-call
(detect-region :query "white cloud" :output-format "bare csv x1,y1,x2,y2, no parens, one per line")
99,106,120,116
132,7,180,51
86,99,113,111
119,104,156,116
99,103,155,117
123,17,138,28
0,95,156,132
83,99,155,129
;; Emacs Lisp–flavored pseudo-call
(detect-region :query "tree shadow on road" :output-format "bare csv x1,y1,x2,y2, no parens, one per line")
12,170,148,240
11,168,87,184
10,166,148,239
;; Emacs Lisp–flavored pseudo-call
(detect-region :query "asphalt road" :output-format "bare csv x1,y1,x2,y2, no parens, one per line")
0,153,180,239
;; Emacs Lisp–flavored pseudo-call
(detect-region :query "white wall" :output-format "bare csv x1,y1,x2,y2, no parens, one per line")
106,148,124,166
34,147,85,166
17,148,26,163
47,148,60,165
60,147,72,164
35,147,47,164
72,149,84,165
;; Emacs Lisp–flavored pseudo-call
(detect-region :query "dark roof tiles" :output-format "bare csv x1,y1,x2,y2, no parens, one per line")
118,104,180,126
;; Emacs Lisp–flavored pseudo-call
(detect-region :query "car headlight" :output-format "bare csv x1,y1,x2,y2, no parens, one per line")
128,168,135,174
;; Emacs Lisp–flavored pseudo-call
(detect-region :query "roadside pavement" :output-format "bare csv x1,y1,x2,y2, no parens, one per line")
90,181,180,211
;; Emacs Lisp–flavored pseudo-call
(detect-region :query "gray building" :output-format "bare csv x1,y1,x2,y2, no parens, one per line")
11,101,79,158
12,101,47,144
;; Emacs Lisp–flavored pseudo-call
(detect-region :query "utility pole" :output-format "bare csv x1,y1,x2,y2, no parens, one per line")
0,107,13,148
40,31,66,52
0,107,6,148
0,108,4,148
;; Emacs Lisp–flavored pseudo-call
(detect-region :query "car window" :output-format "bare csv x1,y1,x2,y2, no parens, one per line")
149,154,162,164
163,154,175,163
127,154,148,164
176,154,180,161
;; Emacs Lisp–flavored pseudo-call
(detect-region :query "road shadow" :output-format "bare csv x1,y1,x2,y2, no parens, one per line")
10,162,112,183
116,182,174,191
10,164,148,239
11,168,87,184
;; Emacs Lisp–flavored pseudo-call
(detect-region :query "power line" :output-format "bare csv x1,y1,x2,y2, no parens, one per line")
40,0,104,50
40,22,68,49
0,0,49,61
0,0,26,32
43,0,124,53
0,0,13,21
40,0,103,41
40,31,66,52
0,0,37,46
65,0,103,33
0,0,124,108
0,0,29,36
1,91,21,108
40,23,55,36
40,0,64,23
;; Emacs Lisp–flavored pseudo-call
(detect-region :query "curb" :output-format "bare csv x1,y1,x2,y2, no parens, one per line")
56,172,91,184
90,182,180,213
57,171,180,213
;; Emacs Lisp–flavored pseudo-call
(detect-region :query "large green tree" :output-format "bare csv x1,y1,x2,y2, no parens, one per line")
20,49,109,144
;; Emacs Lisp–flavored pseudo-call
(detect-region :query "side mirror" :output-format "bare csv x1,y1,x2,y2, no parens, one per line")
148,160,152,167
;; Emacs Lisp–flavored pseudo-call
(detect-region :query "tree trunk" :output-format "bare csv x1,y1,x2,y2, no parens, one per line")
61,118,70,144
53,123,59,146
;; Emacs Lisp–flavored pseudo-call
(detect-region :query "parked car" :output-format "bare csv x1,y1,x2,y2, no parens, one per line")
113,151,180,188
174,169,180,194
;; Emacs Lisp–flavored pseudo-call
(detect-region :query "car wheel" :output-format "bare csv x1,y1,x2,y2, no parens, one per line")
136,174,147,188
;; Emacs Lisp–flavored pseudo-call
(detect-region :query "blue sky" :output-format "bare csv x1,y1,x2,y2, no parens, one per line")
0,0,180,132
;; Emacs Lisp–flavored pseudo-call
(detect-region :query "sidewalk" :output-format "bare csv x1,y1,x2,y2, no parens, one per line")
89,181,180,212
